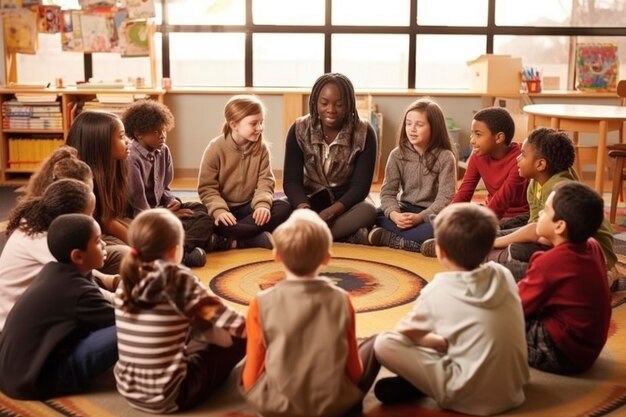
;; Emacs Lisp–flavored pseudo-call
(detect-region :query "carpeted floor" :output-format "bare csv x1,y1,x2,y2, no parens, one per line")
1,189,626,416
1,244,625,417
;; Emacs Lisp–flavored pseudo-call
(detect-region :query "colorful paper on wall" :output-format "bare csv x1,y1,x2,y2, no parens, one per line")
122,0,155,19
118,19,150,57
576,43,620,92
38,5,62,34
61,10,83,51
78,0,115,9
80,12,117,52
3,9,38,54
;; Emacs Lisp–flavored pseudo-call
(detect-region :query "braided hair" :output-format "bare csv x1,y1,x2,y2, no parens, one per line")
309,73,359,127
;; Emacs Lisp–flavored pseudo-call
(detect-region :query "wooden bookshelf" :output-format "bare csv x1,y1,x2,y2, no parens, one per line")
0,87,165,185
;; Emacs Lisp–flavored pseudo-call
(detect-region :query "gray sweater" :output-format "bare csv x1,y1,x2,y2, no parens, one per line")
379,145,456,223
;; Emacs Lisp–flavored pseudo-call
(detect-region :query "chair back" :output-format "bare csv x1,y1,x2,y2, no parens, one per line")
618,79,626,106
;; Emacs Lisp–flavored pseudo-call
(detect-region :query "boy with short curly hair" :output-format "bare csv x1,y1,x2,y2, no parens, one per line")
122,100,219,267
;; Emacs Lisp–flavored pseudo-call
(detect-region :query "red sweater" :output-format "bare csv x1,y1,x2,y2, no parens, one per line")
518,239,611,372
453,142,529,219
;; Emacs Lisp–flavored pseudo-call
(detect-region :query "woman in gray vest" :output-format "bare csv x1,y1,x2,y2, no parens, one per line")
283,73,377,242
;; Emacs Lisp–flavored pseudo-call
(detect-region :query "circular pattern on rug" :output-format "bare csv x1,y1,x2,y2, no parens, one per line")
209,257,427,312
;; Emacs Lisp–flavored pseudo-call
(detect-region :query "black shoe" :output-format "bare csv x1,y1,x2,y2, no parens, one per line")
342,227,370,245
206,234,232,252
374,376,424,404
183,247,207,267
237,232,274,249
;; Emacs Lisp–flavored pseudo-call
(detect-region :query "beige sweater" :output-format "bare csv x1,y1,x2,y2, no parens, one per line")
198,134,275,217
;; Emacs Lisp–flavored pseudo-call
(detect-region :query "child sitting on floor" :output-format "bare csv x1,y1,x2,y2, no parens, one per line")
0,213,116,400
518,182,611,374
114,208,246,414
122,99,215,267
241,209,379,417
490,128,616,282
374,203,528,416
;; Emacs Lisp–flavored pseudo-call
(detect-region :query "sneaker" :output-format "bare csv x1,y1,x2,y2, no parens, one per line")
420,238,437,257
343,227,370,245
368,227,421,252
374,376,424,404
237,232,274,249
183,247,207,268
368,227,392,246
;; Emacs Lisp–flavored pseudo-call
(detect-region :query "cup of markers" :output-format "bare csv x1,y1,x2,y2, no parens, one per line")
522,67,542,93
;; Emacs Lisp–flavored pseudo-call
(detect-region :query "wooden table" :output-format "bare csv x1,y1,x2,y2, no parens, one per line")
524,104,626,193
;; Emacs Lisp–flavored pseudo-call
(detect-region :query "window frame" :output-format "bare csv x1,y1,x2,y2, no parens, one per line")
73,0,626,89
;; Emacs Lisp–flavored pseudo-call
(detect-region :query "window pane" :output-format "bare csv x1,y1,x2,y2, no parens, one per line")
17,34,85,85
169,33,244,87
167,0,244,25
332,0,409,26
496,0,626,27
253,0,324,25
92,33,162,86
494,35,569,89
253,34,323,87
417,0,487,26
332,35,408,89
415,35,485,89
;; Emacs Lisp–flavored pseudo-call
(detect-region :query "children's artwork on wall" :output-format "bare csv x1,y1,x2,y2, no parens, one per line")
0,0,23,8
80,13,116,52
118,19,150,57
122,0,155,19
3,9,38,54
78,0,115,9
61,10,83,51
38,5,62,34
576,43,619,92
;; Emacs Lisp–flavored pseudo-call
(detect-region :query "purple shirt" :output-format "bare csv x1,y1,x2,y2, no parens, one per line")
128,140,176,217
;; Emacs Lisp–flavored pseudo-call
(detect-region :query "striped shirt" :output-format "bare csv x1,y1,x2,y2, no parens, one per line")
113,260,245,413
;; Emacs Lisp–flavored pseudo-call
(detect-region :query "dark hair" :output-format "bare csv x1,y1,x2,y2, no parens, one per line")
309,73,359,127
47,213,97,264
122,99,175,140
21,145,80,200
52,158,92,183
551,182,603,243
66,111,128,225
433,203,498,270
526,128,575,176
6,178,94,236
473,107,515,145
398,97,454,172
119,208,183,311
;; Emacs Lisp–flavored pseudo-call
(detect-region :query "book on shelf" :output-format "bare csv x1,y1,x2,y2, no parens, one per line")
7,137,64,170
14,93,59,103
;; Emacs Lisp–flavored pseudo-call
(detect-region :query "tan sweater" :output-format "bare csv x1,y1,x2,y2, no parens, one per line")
198,134,275,217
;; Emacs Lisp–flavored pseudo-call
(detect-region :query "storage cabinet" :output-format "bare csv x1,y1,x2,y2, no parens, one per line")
0,87,165,185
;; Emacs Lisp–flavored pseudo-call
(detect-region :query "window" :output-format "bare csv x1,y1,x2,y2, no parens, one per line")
169,33,245,87
417,0,487,26
15,1,626,90
416,35,486,89
253,34,324,87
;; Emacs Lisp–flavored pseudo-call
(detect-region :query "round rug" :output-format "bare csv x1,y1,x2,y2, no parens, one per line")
209,256,427,313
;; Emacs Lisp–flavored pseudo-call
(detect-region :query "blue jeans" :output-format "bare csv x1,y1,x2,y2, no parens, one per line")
39,325,118,398
375,202,434,245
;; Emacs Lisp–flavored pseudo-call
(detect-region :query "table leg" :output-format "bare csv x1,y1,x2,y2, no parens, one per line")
595,120,608,194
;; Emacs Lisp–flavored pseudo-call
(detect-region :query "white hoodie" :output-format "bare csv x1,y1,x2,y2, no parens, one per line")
396,261,529,415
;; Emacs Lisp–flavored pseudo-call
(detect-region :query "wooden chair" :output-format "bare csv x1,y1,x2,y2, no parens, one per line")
607,79,626,223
